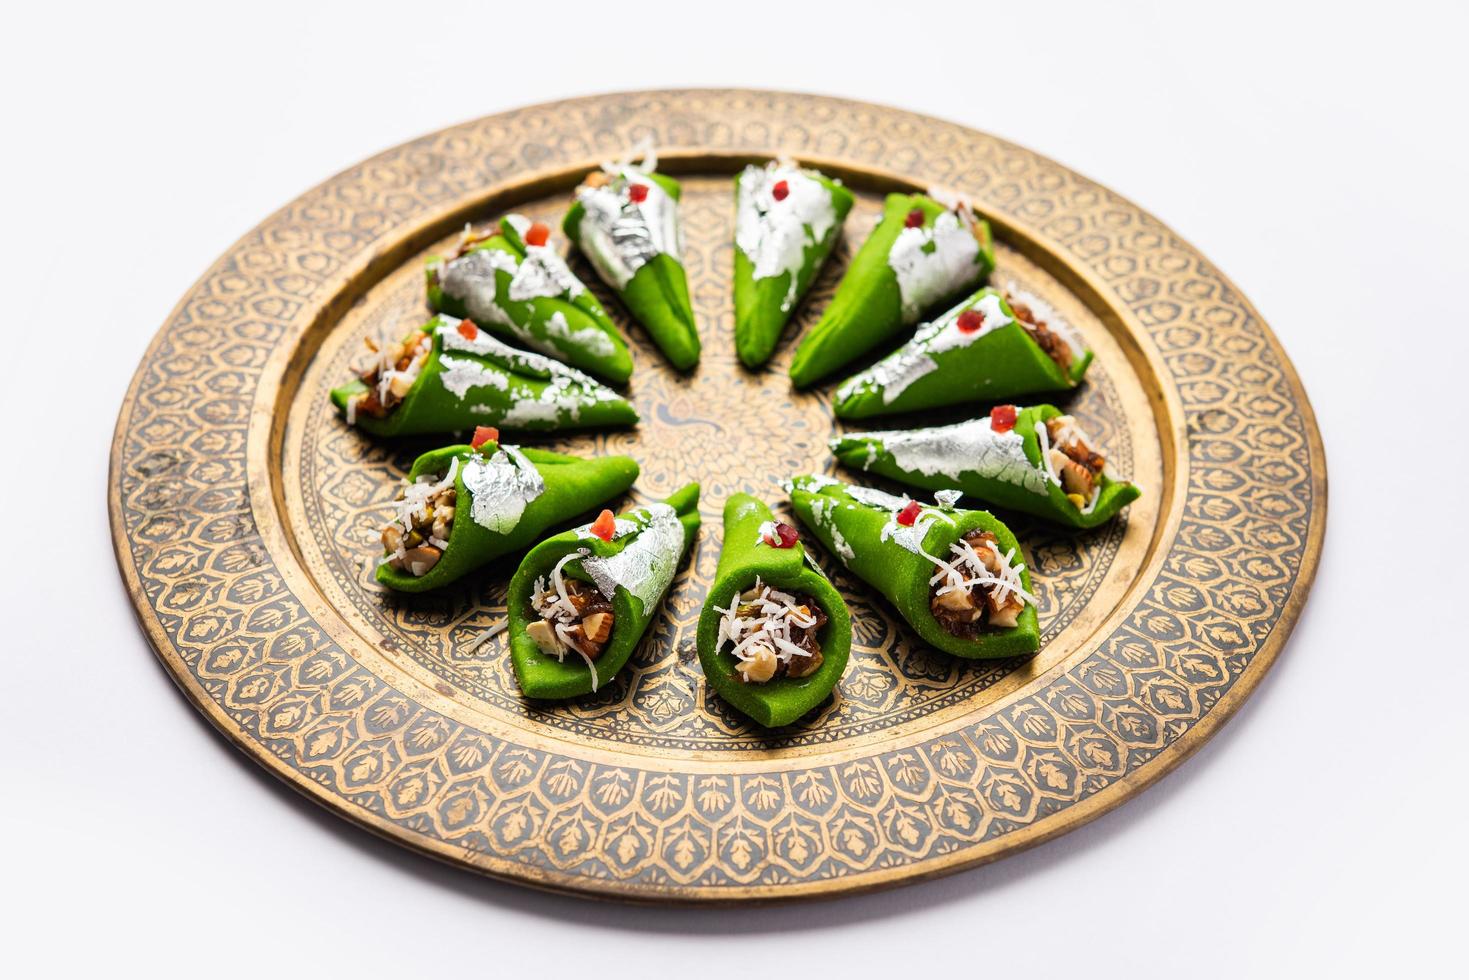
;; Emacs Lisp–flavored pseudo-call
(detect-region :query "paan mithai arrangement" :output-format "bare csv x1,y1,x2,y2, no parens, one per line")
331,147,1141,728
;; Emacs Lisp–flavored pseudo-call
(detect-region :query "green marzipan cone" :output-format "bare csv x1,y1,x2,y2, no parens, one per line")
830,405,1141,528
787,475,1038,659
426,215,633,385
374,441,639,593
696,494,852,728
509,483,701,699
732,164,854,368
563,169,700,371
831,287,1092,419
788,193,994,388
329,315,638,437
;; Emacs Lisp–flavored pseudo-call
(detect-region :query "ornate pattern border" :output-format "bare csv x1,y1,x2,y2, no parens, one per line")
110,90,1325,901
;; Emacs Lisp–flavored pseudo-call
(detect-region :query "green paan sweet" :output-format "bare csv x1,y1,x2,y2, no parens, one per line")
831,405,1141,528
788,193,994,388
509,484,701,698
787,476,1039,659
330,315,637,437
832,286,1092,419
374,438,639,593
426,215,633,385
733,161,854,368
563,159,700,370
696,494,851,728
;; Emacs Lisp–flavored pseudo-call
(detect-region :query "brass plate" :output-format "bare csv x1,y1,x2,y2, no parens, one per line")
110,90,1325,903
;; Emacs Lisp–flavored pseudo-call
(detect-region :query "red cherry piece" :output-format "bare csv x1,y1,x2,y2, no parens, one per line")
457,320,480,340
956,309,985,334
896,500,921,527
524,221,551,247
773,522,800,548
590,509,617,542
905,208,926,229
470,425,499,450
627,183,649,203
990,405,1018,433
771,179,790,202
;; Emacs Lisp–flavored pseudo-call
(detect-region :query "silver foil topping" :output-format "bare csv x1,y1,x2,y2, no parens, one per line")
735,162,839,311
508,247,584,303
462,445,546,533
438,249,518,329
581,503,683,615
846,418,1051,495
433,317,622,421
887,209,981,323
575,168,682,290
836,292,1012,406
934,489,964,508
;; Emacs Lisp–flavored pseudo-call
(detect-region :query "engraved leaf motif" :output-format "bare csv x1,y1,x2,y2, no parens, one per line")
728,836,753,870
559,823,583,853
697,778,731,812
842,763,881,797
1081,741,1115,766
794,772,832,806
672,836,697,869
646,775,682,814
841,827,869,856
1037,760,1070,791
450,740,487,770
500,809,527,841
395,775,426,806
615,832,640,864
307,729,339,756
894,812,922,845
746,776,780,810
444,796,475,827
596,772,632,805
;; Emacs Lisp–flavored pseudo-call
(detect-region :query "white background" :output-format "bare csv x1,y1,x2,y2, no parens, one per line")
2,1,1464,976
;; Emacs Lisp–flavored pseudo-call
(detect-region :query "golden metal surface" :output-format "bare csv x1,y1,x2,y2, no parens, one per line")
109,90,1326,903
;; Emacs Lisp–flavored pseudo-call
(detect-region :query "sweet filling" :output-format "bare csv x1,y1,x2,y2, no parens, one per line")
380,458,458,577
714,578,828,684
527,551,616,688
349,328,433,423
1006,292,1073,373
1040,415,1107,509
928,530,1035,637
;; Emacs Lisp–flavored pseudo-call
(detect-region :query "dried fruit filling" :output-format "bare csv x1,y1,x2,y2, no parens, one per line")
714,578,828,684
1005,292,1073,372
526,553,616,668
350,329,433,422
1042,415,1107,509
928,530,1035,638
380,459,459,577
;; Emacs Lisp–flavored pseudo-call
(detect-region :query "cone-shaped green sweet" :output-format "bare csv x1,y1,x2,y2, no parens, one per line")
509,483,701,699
426,215,633,385
831,406,1141,528
564,167,700,370
330,315,638,437
375,441,639,593
787,475,1038,659
696,494,852,728
832,288,1092,419
733,162,854,368
788,194,994,388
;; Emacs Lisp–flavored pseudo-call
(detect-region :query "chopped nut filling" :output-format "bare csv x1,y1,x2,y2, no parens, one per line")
928,530,1036,638
350,328,433,422
1042,415,1107,510
1006,292,1073,373
380,459,458,577
714,578,828,684
526,551,617,690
